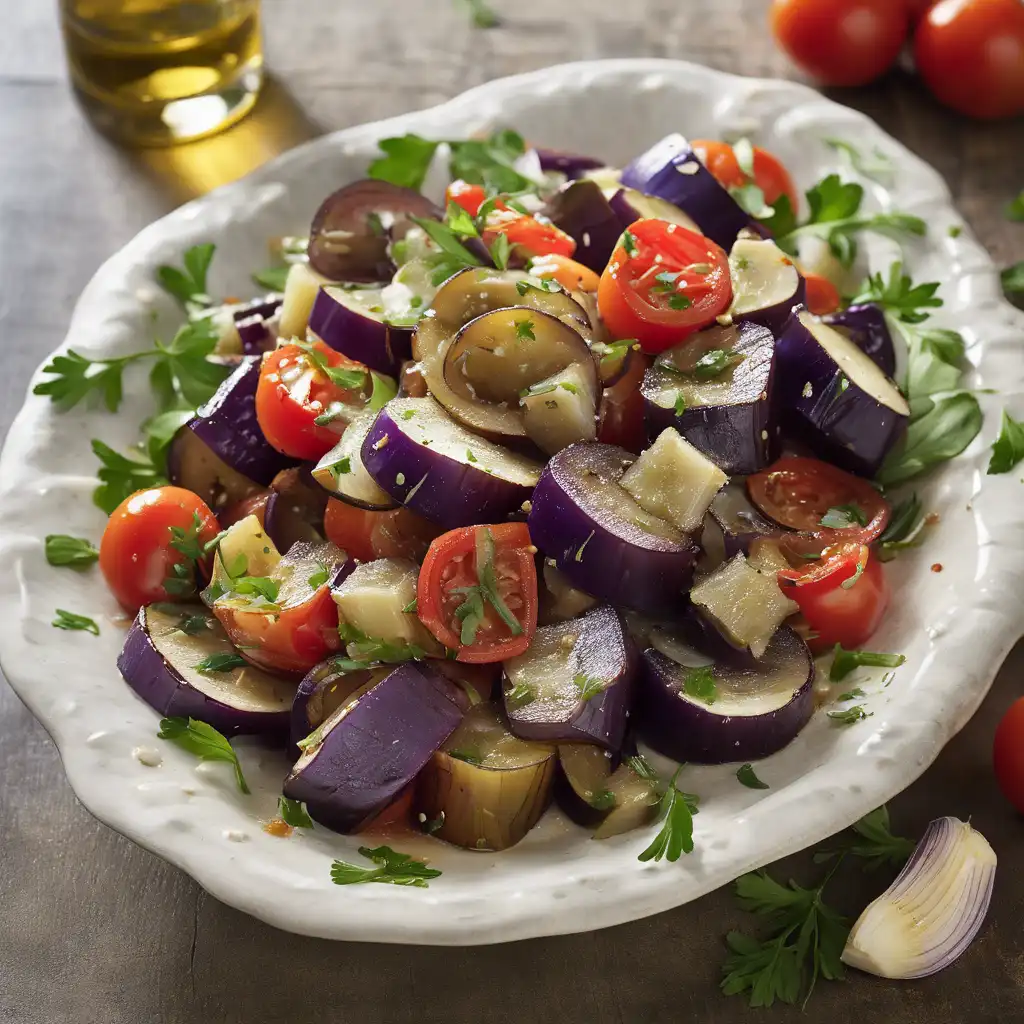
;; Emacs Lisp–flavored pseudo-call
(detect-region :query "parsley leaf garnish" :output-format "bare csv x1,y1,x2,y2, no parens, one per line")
1007,191,1024,222
451,528,523,646
574,673,607,701
736,764,769,790
818,503,867,529
292,339,368,391
827,705,872,724
816,805,915,871
337,621,425,664
505,681,535,707
830,643,905,682
823,138,893,181
195,652,248,673
278,796,314,829
156,243,215,313
876,493,930,561
91,440,167,515
515,318,536,341
252,265,291,292
721,858,848,1008
1003,262,1024,310
638,766,699,863
457,0,499,27
44,535,99,570
987,409,1024,475
489,231,511,270
308,563,331,590
367,134,440,190
761,174,925,267
682,665,717,704
850,261,942,324
158,716,249,793
330,845,441,888
52,608,100,635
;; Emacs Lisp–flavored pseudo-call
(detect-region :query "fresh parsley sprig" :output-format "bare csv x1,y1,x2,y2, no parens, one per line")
278,796,314,829
194,652,248,674
451,528,523,646
52,609,100,635
851,261,942,324
830,644,906,682
761,175,925,267
814,805,915,871
45,535,99,569
330,845,441,887
156,243,215,314
682,665,717,704
337,621,426,665
157,716,249,794
823,138,893,182
987,409,1024,475
638,766,699,863
92,440,167,515
1003,262,1024,310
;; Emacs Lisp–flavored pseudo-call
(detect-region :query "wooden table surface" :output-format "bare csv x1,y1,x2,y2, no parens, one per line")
2,2,1023,1021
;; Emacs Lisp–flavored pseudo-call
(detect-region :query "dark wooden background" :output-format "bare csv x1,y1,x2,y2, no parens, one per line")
2,2,1023,1021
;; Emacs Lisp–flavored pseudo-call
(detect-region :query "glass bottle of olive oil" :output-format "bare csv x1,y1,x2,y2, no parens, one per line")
60,0,263,147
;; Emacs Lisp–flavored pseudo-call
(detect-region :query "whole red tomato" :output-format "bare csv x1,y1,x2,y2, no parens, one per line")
993,697,1024,813
914,0,1024,120
770,0,911,87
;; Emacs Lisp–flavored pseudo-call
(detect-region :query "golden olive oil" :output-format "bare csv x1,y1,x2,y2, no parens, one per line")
60,0,263,146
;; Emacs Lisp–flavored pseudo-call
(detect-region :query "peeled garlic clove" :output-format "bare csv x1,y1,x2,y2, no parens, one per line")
842,816,996,980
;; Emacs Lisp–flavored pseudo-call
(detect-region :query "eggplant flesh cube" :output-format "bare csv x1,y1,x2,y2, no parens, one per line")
689,552,797,659
776,309,909,477
619,427,727,534
520,362,599,456
332,557,438,653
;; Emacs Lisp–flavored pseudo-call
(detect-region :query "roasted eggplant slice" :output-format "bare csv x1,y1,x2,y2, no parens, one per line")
823,302,898,377
543,179,623,272
284,661,466,833
312,407,400,512
361,397,542,529
118,604,295,737
641,321,778,475
637,625,814,764
263,467,329,554
728,235,805,335
415,703,556,852
776,308,910,476
290,659,389,750
501,604,636,751
527,442,700,614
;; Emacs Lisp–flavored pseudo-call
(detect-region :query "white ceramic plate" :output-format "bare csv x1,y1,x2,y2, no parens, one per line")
1,59,1022,945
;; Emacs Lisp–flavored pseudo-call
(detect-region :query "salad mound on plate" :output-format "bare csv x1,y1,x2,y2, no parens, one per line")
38,128,988,870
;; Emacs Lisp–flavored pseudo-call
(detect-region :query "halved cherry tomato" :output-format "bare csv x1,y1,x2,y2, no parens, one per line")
213,586,340,675
914,0,1024,121
993,697,1024,813
446,180,488,216
769,0,910,87
323,499,441,563
691,139,798,210
778,542,890,652
483,213,576,261
804,272,842,315
255,340,369,461
100,486,220,613
417,523,538,663
597,219,732,353
597,347,650,454
747,456,890,556
529,253,601,293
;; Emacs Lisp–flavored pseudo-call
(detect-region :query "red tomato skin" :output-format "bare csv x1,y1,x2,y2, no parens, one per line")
914,0,1024,120
597,220,732,353
446,180,488,216
691,139,799,210
804,273,842,315
770,0,910,87
213,586,340,675
100,487,220,613
323,499,441,564
993,697,1024,813
483,215,577,260
779,545,890,653
417,524,538,663
255,342,366,461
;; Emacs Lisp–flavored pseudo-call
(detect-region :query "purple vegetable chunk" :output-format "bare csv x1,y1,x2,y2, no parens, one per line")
542,180,622,272
823,303,898,377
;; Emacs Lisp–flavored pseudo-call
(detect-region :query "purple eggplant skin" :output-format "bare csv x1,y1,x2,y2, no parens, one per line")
641,321,779,475
542,180,622,273
776,308,909,477
527,442,700,615
173,356,295,487
282,662,467,834
307,286,413,377
534,146,606,179
307,179,443,283
361,398,540,530
233,296,282,355
290,659,375,753
620,134,753,251
637,625,813,765
502,605,637,752
263,467,329,554
709,482,779,559
118,606,292,739
823,303,897,377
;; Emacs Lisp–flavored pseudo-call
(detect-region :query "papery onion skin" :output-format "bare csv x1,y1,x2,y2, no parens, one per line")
841,817,996,980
